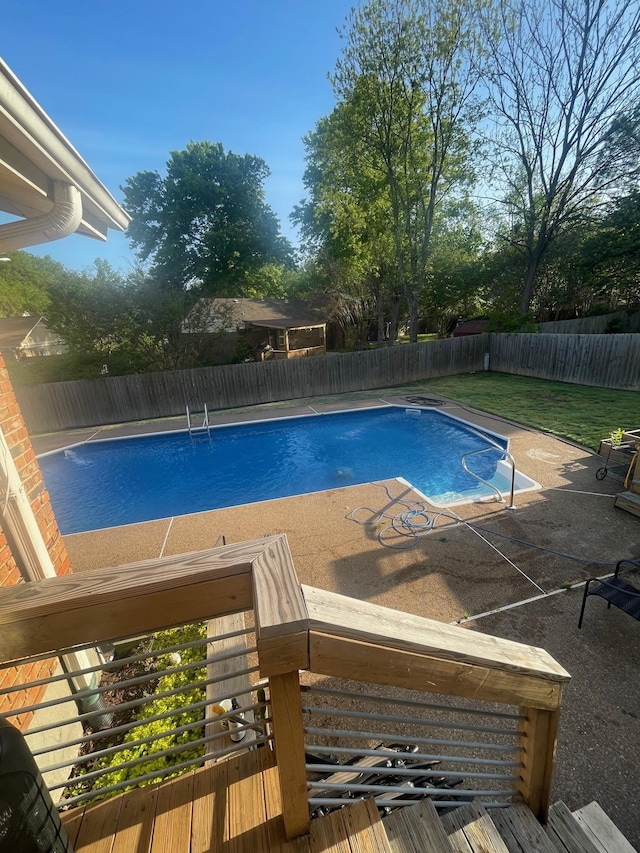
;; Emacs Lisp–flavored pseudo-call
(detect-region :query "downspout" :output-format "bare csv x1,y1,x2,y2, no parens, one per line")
0,181,82,252
0,428,113,728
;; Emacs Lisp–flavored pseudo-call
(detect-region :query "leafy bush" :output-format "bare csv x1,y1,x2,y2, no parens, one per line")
66,623,208,800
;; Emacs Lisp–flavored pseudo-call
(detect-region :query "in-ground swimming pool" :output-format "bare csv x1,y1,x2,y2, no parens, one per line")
39,405,538,534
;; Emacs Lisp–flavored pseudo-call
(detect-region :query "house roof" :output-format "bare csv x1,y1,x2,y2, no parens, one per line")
0,315,45,348
0,59,130,245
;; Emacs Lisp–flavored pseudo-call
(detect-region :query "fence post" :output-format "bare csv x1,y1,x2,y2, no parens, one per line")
517,704,562,821
268,670,309,839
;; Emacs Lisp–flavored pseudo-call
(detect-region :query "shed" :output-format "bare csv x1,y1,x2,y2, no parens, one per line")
452,319,491,337
189,298,330,360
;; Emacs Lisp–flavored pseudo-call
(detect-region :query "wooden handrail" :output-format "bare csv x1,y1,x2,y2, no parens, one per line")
0,536,570,835
303,585,569,710
0,536,304,661
251,535,309,675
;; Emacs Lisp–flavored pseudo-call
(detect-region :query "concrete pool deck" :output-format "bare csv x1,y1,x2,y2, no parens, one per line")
32,392,640,845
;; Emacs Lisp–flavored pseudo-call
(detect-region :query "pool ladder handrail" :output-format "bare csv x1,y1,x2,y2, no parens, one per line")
186,404,211,438
461,446,516,509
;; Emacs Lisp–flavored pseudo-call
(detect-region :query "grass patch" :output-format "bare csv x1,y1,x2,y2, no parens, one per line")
416,373,639,450
398,334,439,344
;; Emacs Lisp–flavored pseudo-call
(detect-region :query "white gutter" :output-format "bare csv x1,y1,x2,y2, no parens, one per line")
0,181,82,253
0,58,130,235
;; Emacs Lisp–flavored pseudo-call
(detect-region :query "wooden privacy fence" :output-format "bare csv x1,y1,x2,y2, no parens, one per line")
486,332,640,390
538,311,640,334
16,335,486,433
13,332,640,434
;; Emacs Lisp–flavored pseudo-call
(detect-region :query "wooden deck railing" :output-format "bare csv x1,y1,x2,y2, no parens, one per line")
0,534,570,841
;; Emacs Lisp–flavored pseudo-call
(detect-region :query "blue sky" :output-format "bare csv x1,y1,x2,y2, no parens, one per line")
2,0,355,272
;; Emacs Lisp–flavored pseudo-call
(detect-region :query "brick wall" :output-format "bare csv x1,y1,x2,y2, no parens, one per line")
0,352,72,729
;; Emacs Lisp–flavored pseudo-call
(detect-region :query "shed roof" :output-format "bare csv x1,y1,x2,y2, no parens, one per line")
206,298,329,330
452,319,491,337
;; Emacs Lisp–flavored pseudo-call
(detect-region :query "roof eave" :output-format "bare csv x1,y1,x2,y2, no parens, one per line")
0,59,130,240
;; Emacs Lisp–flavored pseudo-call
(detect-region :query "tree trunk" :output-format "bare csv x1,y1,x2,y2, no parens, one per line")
520,252,540,318
388,296,401,345
407,293,419,343
376,288,385,346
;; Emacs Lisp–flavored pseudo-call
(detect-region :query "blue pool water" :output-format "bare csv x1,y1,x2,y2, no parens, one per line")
39,406,519,534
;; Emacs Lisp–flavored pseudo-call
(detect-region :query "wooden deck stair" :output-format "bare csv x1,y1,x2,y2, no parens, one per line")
61,749,637,853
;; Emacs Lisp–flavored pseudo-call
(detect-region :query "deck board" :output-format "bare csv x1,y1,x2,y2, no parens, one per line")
60,752,398,852
61,749,291,853
72,793,123,853
112,786,158,853
150,771,195,853
191,764,226,853
226,752,269,851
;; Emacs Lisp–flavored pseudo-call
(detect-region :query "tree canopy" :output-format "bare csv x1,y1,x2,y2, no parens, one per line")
481,0,640,317
326,0,482,341
122,141,294,295
0,251,71,317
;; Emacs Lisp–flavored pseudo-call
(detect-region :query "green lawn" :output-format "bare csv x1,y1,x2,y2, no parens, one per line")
402,373,639,451
398,333,439,344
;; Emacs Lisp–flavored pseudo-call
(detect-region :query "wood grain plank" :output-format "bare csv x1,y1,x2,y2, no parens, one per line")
517,706,561,820
111,785,159,853
257,631,309,678
149,771,194,853
252,535,309,673
491,804,558,853
226,751,270,852
60,804,86,849
191,764,226,853
383,799,453,853
572,801,637,853
303,586,569,685
205,612,255,766
71,794,124,853
310,632,563,711
0,542,264,660
269,670,310,840
339,798,391,853
260,745,311,851
383,808,423,853
252,535,307,637
309,808,352,852
547,801,602,853
441,801,501,853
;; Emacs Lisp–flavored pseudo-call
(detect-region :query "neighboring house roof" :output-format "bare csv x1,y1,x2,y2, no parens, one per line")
0,58,130,252
452,319,491,336
196,298,330,332
0,316,63,352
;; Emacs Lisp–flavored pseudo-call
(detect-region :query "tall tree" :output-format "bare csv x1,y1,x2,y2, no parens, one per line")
122,142,293,295
481,0,640,317
0,251,70,317
331,0,481,341
45,260,136,355
293,100,403,345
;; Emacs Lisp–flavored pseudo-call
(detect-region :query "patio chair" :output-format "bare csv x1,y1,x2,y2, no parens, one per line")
578,559,640,627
